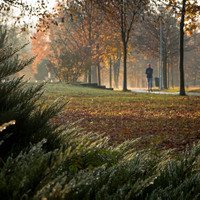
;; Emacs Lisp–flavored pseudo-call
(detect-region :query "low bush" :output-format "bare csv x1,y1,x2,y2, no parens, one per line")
1,128,200,200
33,140,200,200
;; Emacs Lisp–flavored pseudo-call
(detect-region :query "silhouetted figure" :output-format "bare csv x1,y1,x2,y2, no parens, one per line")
145,63,153,92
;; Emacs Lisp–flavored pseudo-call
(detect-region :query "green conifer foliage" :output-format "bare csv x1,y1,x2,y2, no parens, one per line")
0,43,66,160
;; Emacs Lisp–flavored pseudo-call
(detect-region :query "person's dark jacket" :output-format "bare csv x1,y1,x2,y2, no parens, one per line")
146,68,153,78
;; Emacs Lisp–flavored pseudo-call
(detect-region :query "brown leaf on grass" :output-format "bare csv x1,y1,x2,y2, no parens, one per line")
47,93,200,153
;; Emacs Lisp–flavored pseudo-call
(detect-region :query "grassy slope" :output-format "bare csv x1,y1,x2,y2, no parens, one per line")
41,83,200,153
153,87,200,93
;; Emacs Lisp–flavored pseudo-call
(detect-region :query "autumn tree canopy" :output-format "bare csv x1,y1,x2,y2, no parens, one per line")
92,0,150,91
32,0,124,84
3,0,199,91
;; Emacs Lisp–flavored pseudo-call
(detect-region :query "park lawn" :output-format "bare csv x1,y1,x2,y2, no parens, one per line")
153,87,200,93
41,83,200,153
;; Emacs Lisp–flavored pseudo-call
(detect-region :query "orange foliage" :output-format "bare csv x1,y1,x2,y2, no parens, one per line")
31,0,123,78
31,29,51,73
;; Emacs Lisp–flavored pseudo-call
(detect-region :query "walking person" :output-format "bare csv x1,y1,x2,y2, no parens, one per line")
145,63,153,92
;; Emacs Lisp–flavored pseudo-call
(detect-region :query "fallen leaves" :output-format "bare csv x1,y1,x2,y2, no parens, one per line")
46,91,200,153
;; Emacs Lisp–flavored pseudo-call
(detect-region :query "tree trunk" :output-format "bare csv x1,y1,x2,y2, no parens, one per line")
97,62,101,86
179,0,186,96
121,1,128,91
193,33,197,86
123,41,127,91
167,62,170,88
163,52,168,89
83,73,87,82
113,53,121,88
171,58,174,88
92,65,97,83
109,57,112,88
193,71,197,86
88,1,93,84
88,49,92,83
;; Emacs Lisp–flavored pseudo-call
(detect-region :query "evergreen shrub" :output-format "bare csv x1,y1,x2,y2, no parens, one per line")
0,44,66,160
1,128,200,200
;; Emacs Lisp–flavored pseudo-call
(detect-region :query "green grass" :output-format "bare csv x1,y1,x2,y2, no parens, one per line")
153,87,200,93
43,83,134,97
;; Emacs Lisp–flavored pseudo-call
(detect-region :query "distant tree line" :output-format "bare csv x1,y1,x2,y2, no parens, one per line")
1,0,199,94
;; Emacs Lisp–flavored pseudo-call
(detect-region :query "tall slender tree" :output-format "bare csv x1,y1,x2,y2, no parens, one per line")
164,0,200,95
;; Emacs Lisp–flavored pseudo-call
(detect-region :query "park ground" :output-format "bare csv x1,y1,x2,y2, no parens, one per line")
41,83,200,153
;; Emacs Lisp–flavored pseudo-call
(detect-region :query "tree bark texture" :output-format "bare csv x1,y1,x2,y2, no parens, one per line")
179,0,186,95
113,54,121,88
123,41,127,91
109,57,112,88
163,48,168,89
97,62,101,86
